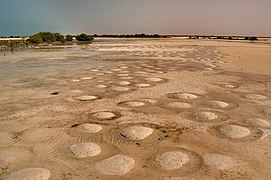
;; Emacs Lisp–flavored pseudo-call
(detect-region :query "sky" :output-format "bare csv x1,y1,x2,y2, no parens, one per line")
0,0,271,36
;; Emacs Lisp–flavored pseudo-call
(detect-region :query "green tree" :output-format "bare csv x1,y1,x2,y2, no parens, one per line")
76,33,93,41
37,32,56,43
28,35,43,44
66,34,73,41
54,33,66,43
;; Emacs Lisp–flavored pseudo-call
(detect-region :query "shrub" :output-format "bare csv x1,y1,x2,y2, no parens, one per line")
28,35,43,44
66,35,73,41
76,33,93,41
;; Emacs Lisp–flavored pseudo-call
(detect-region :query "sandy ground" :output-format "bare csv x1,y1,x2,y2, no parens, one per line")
0,38,271,179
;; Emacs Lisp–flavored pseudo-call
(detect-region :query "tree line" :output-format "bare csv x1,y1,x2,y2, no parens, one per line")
28,32,93,44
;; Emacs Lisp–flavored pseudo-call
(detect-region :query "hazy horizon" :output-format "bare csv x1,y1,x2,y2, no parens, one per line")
1,0,271,37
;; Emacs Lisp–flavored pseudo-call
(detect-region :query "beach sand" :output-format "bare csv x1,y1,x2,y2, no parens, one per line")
0,38,271,179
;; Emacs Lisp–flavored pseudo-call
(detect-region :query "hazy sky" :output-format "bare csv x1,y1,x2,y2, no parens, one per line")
0,0,270,36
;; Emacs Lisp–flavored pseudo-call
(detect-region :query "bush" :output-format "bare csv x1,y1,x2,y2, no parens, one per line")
54,33,66,43
28,35,43,44
76,33,93,41
245,36,258,41
66,35,73,41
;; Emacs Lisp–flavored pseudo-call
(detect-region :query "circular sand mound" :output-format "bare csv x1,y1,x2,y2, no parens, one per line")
135,83,151,88
6,168,51,180
123,101,145,107
77,123,102,133
167,102,192,109
245,118,270,127
77,95,98,101
112,68,122,71
91,111,117,120
141,98,158,104
96,84,107,88
262,108,271,116
169,92,198,100
221,84,238,89
219,125,251,139
120,76,133,80
81,77,93,80
244,94,267,100
153,151,189,170
96,155,135,175
71,79,81,82
145,78,163,82
194,111,218,120
204,154,236,170
206,101,229,108
120,126,153,140
112,86,130,92
69,142,101,158
117,74,129,77
118,81,131,86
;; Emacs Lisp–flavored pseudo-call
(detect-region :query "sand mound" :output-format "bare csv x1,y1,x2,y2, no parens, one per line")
244,94,267,100
71,90,82,93
6,168,51,180
77,123,102,133
120,66,129,69
262,108,271,116
117,74,129,77
135,83,151,88
145,78,163,82
245,118,270,127
207,101,229,108
71,79,80,82
118,81,131,86
96,155,135,175
141,98,158,104
169,92,198,100
120,126,153,140
96,73,105,76
204,154,236,170
96,84,107,88
112,86,130,92
91,111,117,120
77,95,99,101
219,125,251,139
69,142,101,158
221,84,237,89
194,112,218,120
153,151,189,170
81,77,93,80
112,68,122,71
123,101,145,107
120,77,133,80
167,102,192,109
